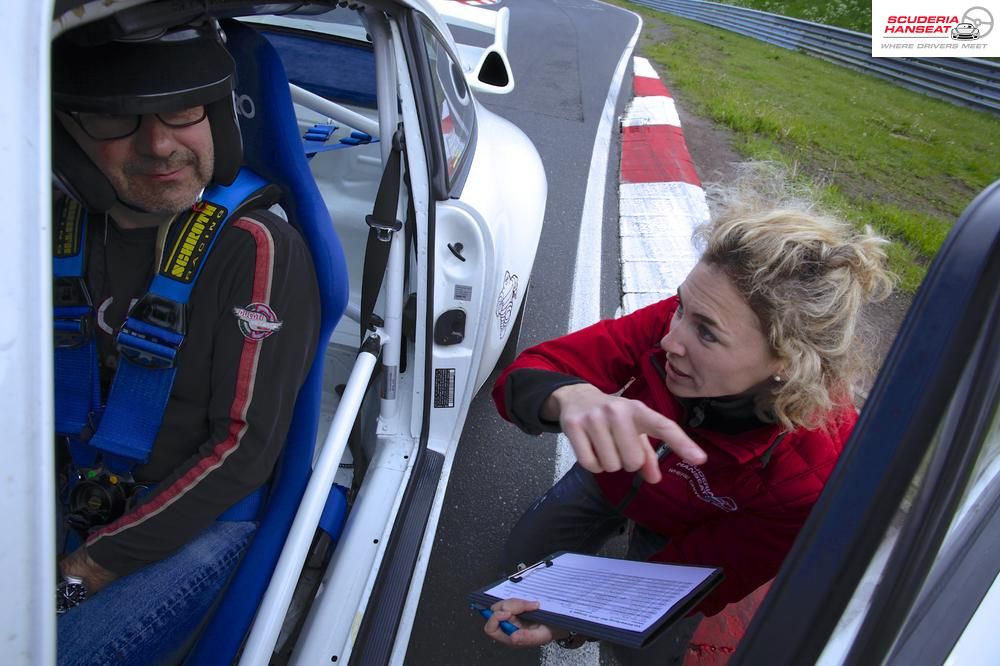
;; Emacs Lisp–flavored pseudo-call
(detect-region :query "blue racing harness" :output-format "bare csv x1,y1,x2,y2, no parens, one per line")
54,169,270,519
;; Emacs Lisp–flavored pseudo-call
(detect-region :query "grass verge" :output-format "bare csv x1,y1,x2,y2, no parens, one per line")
616,2,1000,292
718,0,871,33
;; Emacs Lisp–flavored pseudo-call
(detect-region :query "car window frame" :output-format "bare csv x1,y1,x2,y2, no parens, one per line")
402,11,477,201
730,180,1000,666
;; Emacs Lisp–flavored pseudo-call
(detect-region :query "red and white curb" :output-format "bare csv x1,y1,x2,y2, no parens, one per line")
619,57,709,315
617,58,772,665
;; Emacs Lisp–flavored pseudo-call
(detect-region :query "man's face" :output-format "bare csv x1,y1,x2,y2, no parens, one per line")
63,109,215,214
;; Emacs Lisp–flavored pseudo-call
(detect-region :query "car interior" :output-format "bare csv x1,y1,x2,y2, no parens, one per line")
53,4,405,662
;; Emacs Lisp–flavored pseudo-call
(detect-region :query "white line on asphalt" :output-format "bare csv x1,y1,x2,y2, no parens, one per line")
545,4,644,665
558,5,643,472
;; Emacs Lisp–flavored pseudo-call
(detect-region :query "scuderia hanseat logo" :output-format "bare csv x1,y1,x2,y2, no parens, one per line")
873,1,998,56
233,302,284,340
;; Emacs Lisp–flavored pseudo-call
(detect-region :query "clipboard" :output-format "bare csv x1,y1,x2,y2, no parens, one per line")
469,551,723,649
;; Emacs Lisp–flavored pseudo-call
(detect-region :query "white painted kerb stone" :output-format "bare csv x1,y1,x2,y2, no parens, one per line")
621,95,680,128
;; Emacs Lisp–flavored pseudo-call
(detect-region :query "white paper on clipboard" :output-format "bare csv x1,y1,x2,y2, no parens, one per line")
485,552,716,633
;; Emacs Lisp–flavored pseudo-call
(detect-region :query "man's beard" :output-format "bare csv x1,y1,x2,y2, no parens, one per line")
114,149,214,214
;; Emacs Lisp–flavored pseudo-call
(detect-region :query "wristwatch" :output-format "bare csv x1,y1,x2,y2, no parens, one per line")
56,575,89,614
556,632,588,650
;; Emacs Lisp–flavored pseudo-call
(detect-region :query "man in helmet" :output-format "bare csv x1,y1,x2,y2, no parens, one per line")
51,21,320,664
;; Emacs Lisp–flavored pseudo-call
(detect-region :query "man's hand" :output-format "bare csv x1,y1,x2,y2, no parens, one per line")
60,547,118,595
544,384,707,484
483,599,566,648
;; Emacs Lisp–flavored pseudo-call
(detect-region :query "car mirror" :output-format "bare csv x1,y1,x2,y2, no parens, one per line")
432,2,516,95
454,42,514,95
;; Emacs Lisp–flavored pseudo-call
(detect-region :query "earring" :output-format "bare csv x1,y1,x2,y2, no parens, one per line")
773,375,782,383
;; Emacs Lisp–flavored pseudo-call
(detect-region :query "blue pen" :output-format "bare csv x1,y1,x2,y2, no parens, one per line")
472,605,519,635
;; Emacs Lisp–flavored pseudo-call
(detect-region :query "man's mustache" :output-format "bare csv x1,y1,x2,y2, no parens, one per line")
122,152,197,176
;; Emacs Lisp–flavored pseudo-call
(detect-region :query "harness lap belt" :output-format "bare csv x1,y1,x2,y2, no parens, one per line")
54,168,270,474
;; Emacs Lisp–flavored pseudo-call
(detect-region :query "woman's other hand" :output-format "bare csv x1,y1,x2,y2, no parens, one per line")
544,384,707,484
483,599,564,647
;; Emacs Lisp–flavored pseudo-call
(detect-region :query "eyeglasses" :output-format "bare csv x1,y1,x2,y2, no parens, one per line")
64,106,207,141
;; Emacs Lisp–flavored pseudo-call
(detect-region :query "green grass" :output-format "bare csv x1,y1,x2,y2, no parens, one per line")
719,0,871,33
617,2,1000,292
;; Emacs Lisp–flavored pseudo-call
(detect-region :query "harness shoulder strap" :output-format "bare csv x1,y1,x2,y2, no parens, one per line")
360,127,405,343
74,169,270,471
53,194,102,465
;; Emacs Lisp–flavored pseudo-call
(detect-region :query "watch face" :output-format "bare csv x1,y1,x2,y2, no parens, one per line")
57,577,88,614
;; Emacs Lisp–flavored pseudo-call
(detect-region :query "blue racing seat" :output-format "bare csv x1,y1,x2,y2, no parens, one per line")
185,19,349,664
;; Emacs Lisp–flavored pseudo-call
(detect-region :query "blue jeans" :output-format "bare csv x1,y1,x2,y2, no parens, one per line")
503,464,701,665
57,521,255,666
503,463,667,570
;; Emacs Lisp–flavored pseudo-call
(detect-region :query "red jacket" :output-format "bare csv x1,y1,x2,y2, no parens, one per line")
493,297,855,616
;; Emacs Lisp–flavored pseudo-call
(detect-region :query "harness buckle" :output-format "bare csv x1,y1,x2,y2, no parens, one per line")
53,277,94,348
365,214,403,243
116,294,187,369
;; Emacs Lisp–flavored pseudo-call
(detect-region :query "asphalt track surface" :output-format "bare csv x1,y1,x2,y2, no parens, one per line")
407,1,639,664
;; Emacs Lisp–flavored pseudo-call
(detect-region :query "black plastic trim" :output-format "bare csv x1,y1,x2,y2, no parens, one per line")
731,180,1000,666
348,451,444,666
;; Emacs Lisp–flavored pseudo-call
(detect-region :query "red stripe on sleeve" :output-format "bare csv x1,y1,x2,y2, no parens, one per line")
87,218,276,544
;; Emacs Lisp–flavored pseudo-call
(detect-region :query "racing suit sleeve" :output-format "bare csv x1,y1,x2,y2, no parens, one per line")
500,369,589,434
84,212,320,576
492,297,677,432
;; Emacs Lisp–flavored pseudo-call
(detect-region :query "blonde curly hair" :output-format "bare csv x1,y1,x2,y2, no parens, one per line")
696,165,896,430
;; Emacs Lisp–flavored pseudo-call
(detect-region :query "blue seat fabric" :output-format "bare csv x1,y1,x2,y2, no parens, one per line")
185,19,349,664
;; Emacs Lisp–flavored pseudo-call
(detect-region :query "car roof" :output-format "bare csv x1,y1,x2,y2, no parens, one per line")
54,0,451,41
54,0,439,14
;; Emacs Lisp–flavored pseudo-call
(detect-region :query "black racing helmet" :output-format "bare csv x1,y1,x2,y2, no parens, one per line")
52,20,242,212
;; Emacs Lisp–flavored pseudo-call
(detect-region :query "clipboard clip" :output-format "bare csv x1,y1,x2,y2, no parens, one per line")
508,557,553,582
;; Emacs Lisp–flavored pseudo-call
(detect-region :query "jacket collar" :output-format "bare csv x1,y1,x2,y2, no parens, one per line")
642,350,787,466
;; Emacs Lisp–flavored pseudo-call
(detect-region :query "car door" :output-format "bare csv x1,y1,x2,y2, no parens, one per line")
346,9,545,663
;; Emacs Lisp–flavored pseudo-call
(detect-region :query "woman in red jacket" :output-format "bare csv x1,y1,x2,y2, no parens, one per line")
484,199,894,659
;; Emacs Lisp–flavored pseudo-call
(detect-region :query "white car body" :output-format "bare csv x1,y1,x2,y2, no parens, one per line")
3,0,544,663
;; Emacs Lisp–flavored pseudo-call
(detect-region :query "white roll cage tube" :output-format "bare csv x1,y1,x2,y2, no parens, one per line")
373,4,407,422
288,84,380,141
239,342,381,665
